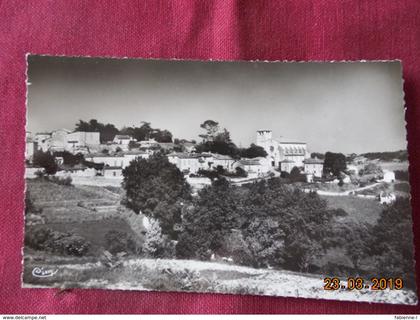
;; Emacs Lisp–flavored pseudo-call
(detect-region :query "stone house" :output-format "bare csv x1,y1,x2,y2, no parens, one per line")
303,157,324,178
234,157,270,178
210,154,236,172
167,152,213,174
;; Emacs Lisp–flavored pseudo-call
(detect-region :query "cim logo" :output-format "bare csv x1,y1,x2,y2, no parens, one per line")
32,267,58,278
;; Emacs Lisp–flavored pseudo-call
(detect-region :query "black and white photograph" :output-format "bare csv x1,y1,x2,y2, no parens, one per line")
23,56,416,305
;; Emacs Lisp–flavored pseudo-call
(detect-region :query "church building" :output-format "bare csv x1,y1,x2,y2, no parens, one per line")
256,130,308,171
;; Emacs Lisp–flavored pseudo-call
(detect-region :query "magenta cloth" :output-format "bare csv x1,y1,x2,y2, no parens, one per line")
1,0,420,314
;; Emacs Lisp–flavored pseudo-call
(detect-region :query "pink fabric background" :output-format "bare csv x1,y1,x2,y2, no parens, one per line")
1,0,420,314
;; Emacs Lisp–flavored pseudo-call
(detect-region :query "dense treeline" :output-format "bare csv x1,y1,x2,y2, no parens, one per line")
176,178,343,272
361,150,408,162
75,119,174,143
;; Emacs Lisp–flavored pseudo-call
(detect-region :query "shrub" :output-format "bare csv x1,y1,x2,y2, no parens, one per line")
395,170,409,181
49,176,73,186
25,227,90,256
52,234,90,256
289,167,306,182
104,230,139,255
235,167,247,177
32,150,58,175
197,169,219,180
280,171,290,178
142,219,174,258
25,191,41,215
395,182,410,193
25,228,52,250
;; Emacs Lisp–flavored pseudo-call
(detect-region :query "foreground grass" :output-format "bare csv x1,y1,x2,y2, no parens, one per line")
23,253,417,305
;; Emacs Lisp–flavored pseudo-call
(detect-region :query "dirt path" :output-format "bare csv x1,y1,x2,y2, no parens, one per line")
303,182,382,197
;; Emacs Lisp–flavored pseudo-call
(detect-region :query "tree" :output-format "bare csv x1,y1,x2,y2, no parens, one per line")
33,150,57,175
323,152,346,177
311,152,325,160
289,166,305,182
176,178,244,259
53,151,84,167
240,144,268,158
75,119,119,143
142,218,168,257
199,120,219,142
196,125,239,157
121,122,174,143
122,153,191,238
128,140,140,150
151,129,173,143
242,180,340,272
121,122,153,141
369,197,416,288
243,216,285,268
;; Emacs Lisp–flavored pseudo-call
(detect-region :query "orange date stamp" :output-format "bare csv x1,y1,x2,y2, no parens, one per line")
324,277,404,291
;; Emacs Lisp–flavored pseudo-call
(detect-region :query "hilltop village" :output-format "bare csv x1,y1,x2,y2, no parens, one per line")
25,120,405,203
26,128,322,179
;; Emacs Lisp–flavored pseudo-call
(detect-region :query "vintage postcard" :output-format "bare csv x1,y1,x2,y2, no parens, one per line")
23,56,417,305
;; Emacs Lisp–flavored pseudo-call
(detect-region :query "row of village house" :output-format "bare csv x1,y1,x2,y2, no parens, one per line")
26,129,325,180
26,129,196,156
27,149,325,181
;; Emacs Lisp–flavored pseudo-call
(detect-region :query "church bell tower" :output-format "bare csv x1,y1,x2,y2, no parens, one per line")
256,130,273,144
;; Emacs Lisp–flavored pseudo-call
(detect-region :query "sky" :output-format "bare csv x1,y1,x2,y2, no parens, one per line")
27,56,406,154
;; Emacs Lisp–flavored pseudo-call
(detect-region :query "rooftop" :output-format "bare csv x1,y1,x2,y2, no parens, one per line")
122,150,148,155
303,157,324,164
211,153,234,160
280,159,295,163
168,152,212,159
86,153,125,158
114,135,132,140
239,158,263,165
104,166,123,170
279,141,306,145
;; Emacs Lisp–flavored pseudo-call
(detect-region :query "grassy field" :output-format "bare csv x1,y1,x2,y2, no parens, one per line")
25,179,143,258
379,160,409,172
321,195,383,225
27,179,120,203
